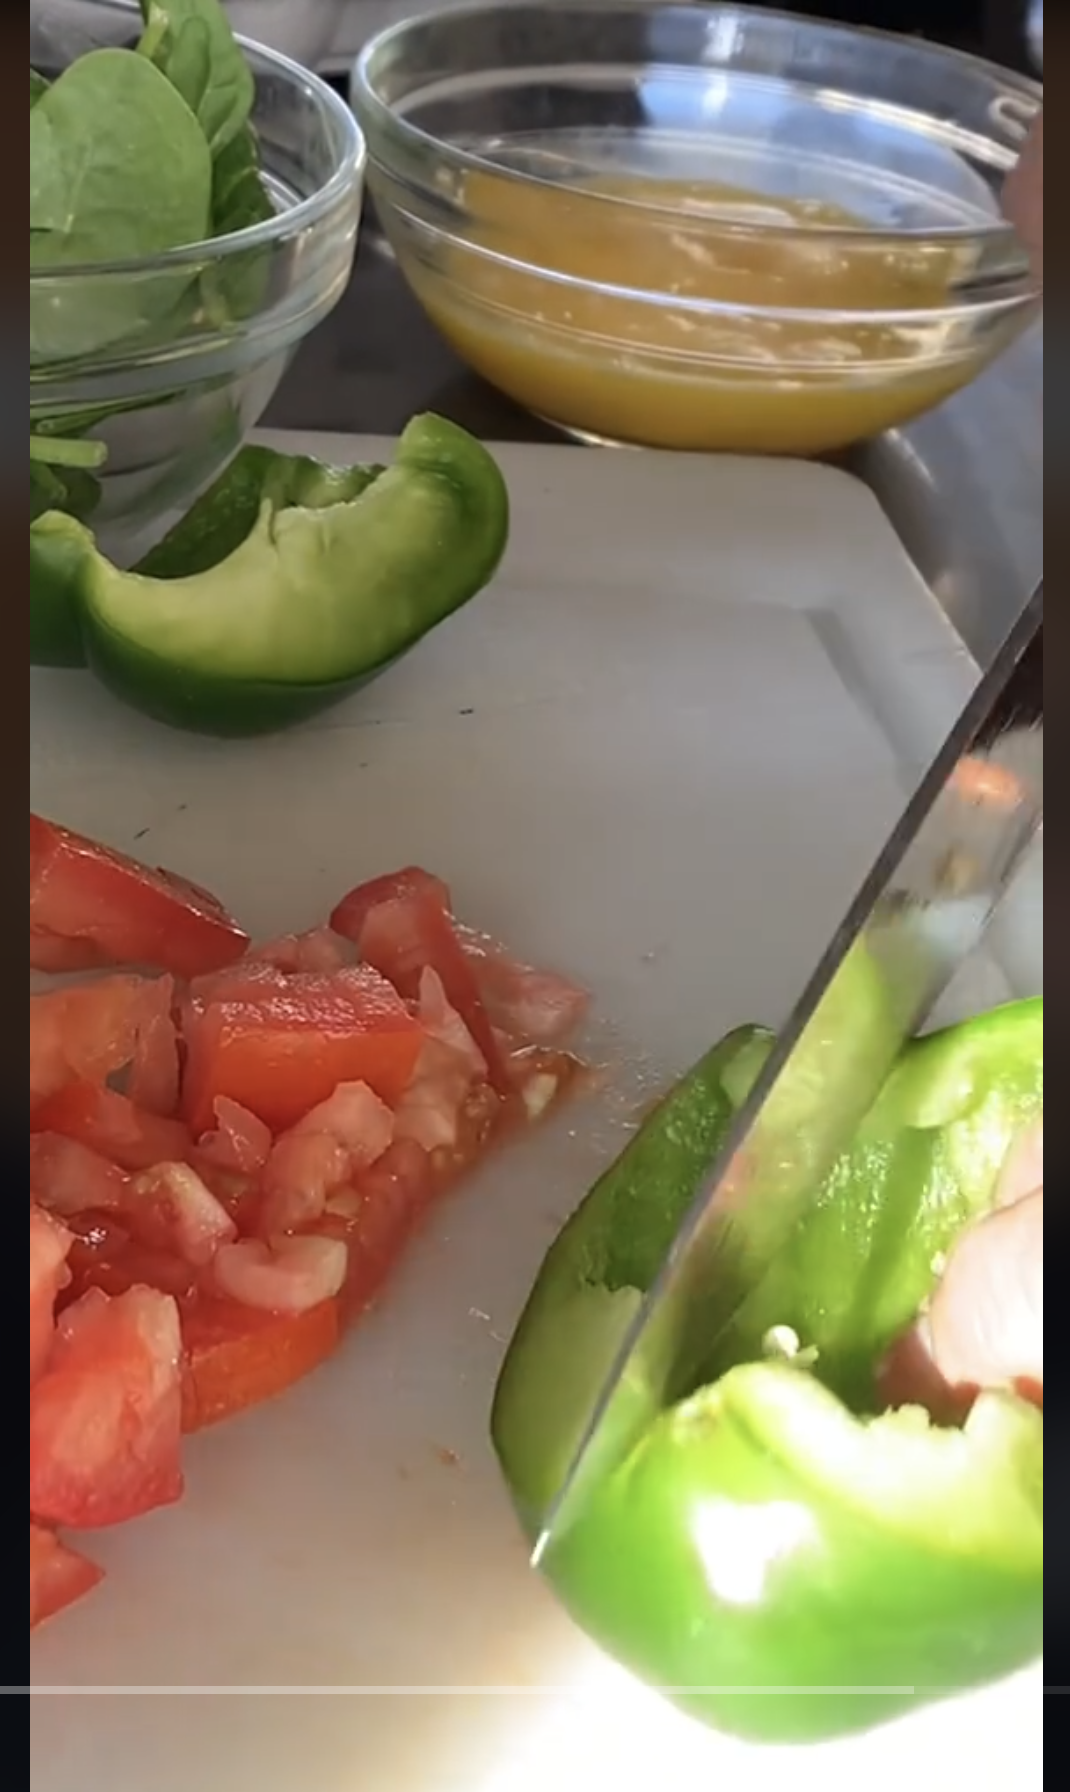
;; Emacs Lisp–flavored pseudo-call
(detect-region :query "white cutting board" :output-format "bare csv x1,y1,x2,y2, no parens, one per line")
30,442,1042,1792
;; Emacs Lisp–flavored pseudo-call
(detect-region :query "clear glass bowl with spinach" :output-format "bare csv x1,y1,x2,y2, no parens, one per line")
31,0,366,565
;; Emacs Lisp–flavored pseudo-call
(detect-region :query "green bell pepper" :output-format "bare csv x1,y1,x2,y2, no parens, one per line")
29,415,509,736
31,511,94,668
492,998,1044,1744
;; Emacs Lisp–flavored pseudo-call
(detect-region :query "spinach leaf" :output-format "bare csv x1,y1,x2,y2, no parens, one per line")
30,69,48,108
197,120,276,323
30,49,213,268
138,0,254,160
211,123,275,236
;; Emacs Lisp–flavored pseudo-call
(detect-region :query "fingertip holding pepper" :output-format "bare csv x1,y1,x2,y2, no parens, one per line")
493,999,1044,1744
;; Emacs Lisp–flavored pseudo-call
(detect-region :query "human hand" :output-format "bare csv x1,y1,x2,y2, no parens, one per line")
883,1122,1043,1414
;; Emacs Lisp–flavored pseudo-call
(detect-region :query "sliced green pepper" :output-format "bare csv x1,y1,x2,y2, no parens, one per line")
30,511,94,668
30,415,509,737
492,999,1044,1743
134,446,385,581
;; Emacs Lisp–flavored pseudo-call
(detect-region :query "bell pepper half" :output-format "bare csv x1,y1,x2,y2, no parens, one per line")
492,998,1043,1744
29,414,510,736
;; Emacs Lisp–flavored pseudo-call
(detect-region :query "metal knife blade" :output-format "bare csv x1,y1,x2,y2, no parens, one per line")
535,585,1044,1563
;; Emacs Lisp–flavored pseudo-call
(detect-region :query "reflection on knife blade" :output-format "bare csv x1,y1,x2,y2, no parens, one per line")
535,585,1043,1560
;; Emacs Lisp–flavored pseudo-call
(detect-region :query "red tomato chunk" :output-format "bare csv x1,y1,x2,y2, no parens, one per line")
30,1204,73,1387
30,1525,103,1631
31,975,179,1119
182,966,424,1137
180,1297,342,1432
30,814,250,978
30,1287,184,1530
28,829,591,1633
31,1082,194,1172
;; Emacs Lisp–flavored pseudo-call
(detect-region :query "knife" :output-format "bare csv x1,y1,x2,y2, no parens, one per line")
535,584,1044,1563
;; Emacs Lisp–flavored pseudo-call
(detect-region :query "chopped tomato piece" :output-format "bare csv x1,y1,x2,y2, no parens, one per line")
63,1213,198,1307
455,926,591,1046
197,1098,273,1177
315,1139,436,1318
31,930,108,975
124,1164,237,1267
31,1082,194,1173
355,888,511,1092
181,965,424,1136
394,1038,480,1155
30,1133,129,1218
31,1205,73,1386
180,1296,341,1431
259,1082,396,1233
30,975,178,1118
30,1525,103,1631
329,866,452,942
259,1131,351,1235
418,967,488,1078
292,1082,396,1159
185,960,290,1012
30,1287,184,1530
249,929,356,975
30,814,250,979
213,1236,348,1316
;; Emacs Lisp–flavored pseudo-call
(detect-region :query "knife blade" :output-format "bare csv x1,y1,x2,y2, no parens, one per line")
535,585,1044,1563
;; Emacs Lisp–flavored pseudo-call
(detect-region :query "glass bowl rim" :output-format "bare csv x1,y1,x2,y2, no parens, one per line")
30,15,366,283
352,0,1042,257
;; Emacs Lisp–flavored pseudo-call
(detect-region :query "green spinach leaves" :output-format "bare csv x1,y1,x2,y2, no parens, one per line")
139,0,255,161
30,50,214,271
30,0,276,517
29,0,270,283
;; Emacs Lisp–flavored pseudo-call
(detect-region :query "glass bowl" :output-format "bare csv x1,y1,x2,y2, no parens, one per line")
353,0,1042,456
31,0,366,563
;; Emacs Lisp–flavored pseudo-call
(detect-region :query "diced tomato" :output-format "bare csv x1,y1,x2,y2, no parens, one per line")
31,930,108,975
249,929,356,976
394,1038,479,1155
30,976,179,1118
31,1082,194,1173
213,1236,348,1316
329,867,452,943
418,967,488,1078
356,889,512,1093
197,1098,273,1177
123,1164,238,1267
181,965,424,1137
315,1139,435,1318
185,961,290,1012
259,1131,351,1235
30,814,250,979
31,1205,73,1386
31,1133,128,1217
29,1287,184,1530
180,1295,341,1431
30,1525,103,1631
63,1213,198,1307
257,1083,395,1235
455,926,591,1046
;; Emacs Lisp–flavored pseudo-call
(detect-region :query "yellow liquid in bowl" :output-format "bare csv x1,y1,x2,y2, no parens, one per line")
396,172,1001,454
